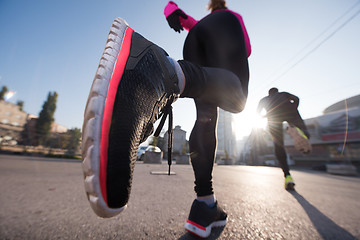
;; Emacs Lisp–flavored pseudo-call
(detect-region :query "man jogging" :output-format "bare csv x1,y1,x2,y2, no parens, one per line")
257,88,311,190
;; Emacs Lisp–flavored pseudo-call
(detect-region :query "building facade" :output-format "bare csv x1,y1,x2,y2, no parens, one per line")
0,100,68,146
0,101,28,144
216,109,238,160
164,125,187,155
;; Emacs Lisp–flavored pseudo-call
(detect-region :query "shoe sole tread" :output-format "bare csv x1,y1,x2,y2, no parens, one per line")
81,17,129,218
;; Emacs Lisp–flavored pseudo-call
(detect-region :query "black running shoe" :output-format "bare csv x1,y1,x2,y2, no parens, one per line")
185,200,227,238
82,17,179,218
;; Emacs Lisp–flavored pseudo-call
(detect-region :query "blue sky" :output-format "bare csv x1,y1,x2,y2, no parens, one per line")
1,0,359,139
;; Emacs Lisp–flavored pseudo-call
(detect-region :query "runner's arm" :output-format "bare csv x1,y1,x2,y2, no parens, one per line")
286,92,299,108
164,1,198,32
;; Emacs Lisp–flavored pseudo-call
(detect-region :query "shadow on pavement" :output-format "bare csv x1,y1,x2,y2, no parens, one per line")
289,191,356,240
178,226,225,240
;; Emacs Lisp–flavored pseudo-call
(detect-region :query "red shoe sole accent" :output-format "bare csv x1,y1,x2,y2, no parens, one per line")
100,27,134,205
186,220,206,231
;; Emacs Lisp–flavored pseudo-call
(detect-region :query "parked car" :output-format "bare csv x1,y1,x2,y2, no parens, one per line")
145,145,161,153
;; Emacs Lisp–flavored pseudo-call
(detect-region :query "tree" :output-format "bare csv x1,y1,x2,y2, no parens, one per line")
0,86,8,100
65,128,81,155
149,136,158,146
181,141,189,155
16,100,24,111
156,136,166,152
36,92,58,145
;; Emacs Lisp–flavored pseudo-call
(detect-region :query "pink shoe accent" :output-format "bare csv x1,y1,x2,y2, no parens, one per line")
100,27,134,205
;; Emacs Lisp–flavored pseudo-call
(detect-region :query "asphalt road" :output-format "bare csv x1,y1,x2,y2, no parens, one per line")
0,154,359,240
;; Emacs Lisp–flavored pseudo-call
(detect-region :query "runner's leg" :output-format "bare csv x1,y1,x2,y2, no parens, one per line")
288,110,310,139
189,100,218,196
269,121,290,177
182,10,249,197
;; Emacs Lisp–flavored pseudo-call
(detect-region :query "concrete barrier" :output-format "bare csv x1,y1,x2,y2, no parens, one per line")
143,151,163,164
326,163,358,176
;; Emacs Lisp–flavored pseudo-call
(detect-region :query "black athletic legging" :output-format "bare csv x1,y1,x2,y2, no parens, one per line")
178,11,249,196
268,110,309,177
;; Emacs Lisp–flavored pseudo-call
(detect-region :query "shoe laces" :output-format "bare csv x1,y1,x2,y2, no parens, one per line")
154,94,177,175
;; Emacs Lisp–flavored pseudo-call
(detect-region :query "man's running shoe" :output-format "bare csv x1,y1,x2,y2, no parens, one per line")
184,200,227,238
286,125,312,154
285,175,295,190
81,17,179,218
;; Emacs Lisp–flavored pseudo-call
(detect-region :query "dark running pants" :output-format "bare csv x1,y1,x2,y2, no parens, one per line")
178,11,249,196
268,110,309,177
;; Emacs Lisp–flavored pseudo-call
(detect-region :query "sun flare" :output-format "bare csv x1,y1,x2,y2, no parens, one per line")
233,104,268,140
